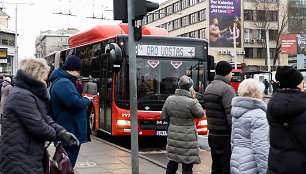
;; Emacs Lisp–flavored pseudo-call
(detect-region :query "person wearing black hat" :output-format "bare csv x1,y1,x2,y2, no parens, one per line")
48,55,92,167
203,61,237,174
162,75,204,174
267,66,306,174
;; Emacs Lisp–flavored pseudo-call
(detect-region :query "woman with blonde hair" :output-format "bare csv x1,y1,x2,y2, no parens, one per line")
230,79,269,174
0,58,79,174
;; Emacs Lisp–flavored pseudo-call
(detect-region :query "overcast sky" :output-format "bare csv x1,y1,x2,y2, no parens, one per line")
3,0,167,60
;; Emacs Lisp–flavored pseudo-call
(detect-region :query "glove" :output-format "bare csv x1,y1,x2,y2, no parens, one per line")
57,130,80,146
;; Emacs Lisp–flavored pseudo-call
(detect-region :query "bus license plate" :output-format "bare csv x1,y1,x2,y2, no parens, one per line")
155,131,167,136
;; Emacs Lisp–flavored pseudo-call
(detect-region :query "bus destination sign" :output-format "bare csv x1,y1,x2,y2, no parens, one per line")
136,44,195,58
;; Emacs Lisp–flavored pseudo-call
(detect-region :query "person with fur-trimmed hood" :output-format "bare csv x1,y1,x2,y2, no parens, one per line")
203,61,237,174
161,75,204,174
0,58,79,174
267,66,306,174
0,77,12,116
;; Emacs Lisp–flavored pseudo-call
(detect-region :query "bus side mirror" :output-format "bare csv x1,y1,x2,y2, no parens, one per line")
208,55,215,81
106,43,122,72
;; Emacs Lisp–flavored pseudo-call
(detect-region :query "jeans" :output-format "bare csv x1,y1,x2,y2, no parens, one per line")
166,161,193,174
63,145,81,168
208,135,231,174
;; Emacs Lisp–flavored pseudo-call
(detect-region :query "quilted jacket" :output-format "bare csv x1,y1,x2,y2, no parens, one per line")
0,70,64,174
230,97,269,174
161,89,204,164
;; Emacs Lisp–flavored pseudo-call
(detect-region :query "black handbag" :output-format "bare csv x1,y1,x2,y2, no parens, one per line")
43,142,75,174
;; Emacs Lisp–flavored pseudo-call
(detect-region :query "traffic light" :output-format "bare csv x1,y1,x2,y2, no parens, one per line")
113,0,159,22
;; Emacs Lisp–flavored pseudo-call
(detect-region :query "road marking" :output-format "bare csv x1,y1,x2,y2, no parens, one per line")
75,162,97,168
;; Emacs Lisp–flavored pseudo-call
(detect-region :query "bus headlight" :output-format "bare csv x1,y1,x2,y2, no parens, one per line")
117,120,130,126
198,120,207,126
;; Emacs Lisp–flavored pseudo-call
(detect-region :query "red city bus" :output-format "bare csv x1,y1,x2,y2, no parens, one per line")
231,69,243,92
45,25,212,136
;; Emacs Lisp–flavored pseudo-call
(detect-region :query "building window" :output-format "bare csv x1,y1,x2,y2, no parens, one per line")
166,5,173,16
244,10,253,20
189,0,197,6
257,48,265,58
189,31,196,38
173,19,180,30
255,0,264,2
167,21,174,31
269,30,278,40
160,9,165,18
256,10,265,21
244,29,254,39
173,2,180,13
154,13,160,20
181,0,187,9
198,9,206,21
268,0,277,2
198,0,205,2
256,29,266,39
142,17,147,25
198,28,206,39
268,11,278,21
244,0,253,2
147,14,153,23
189,13,197,24
181,16,188,27
245,48,253,58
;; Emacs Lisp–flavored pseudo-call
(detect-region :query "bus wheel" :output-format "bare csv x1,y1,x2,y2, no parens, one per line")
89,108,97,136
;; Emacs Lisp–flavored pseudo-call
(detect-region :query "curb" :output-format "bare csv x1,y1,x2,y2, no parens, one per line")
91,136,168,169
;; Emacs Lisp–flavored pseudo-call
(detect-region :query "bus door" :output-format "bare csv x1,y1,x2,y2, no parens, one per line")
100,55,113,133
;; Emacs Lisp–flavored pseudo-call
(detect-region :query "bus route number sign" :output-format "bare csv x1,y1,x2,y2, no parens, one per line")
136,44,195,58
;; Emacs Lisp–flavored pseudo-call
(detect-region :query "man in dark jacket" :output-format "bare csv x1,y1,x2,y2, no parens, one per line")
49,55,91,167
203,61,236,174
267,66,306,174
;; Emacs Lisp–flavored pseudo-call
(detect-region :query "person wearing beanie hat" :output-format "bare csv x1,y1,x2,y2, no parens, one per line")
275,66,304,90
267,66,306,173
216,61,233,76
48,55,91,167
203,61,236,174
162,75,204,174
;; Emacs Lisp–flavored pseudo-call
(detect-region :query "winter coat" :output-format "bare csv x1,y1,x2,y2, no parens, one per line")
230,97,269,174
267,89,306,174
83,81,97,95
0,80,12,114
161,89,204,164
49,68,90,144
203,75,236,135
0,70,64,174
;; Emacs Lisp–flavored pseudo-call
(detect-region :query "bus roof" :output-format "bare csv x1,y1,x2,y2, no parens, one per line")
68,25,168,48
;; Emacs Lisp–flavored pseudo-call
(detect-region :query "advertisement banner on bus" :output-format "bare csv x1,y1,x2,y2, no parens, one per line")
209,0,241,47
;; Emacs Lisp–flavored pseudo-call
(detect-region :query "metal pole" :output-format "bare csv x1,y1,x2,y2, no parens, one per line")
266,29,271,93
14,4,18,74
233,26,237,69
127,0,139,173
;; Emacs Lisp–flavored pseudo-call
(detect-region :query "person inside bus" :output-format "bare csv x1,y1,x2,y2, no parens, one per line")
48,55,92,167
138,76,150,97
162,75,204,174
83,75,97,95
0,58,79,173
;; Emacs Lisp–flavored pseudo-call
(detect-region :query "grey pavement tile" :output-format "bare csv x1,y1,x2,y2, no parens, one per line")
75,166,111,174
102,149,131,157
100,163,131,170
85,155,124,165
106,168,132,174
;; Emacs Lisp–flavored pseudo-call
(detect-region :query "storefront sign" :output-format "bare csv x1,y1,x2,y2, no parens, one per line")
0,59,7,64
0,48,7,58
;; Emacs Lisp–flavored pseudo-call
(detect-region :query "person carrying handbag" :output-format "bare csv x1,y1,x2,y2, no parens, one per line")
267,66,306,174
0,58,79,174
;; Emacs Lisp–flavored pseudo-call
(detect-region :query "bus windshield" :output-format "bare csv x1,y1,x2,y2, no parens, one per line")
115,57,204,105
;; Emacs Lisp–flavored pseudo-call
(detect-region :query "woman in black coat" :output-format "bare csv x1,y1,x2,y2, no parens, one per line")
267,66,306,174
0,59,79,174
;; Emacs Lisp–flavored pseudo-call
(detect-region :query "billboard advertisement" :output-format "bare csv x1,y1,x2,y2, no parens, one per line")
281,34,306,54
209,0,241,47
281,34,297,54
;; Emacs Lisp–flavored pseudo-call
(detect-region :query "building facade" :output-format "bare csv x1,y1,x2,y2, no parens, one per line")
0,10,15,76
139,0,289,70
35,28,79,58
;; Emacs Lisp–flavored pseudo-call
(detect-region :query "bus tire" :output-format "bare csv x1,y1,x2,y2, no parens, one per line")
89,107,98,136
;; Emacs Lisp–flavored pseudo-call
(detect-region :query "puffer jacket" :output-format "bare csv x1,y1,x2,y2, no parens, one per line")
204,75,236,135
267,89,306,174
230,97,269,174
161,89,204,164
0,70,64,174
0,80,12,114
83,80,97,95
49,68,90,144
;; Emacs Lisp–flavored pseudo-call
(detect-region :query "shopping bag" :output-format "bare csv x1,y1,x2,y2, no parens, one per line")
43,142,75,174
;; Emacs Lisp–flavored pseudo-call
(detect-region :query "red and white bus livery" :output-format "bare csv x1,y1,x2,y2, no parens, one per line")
45,25,212,136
